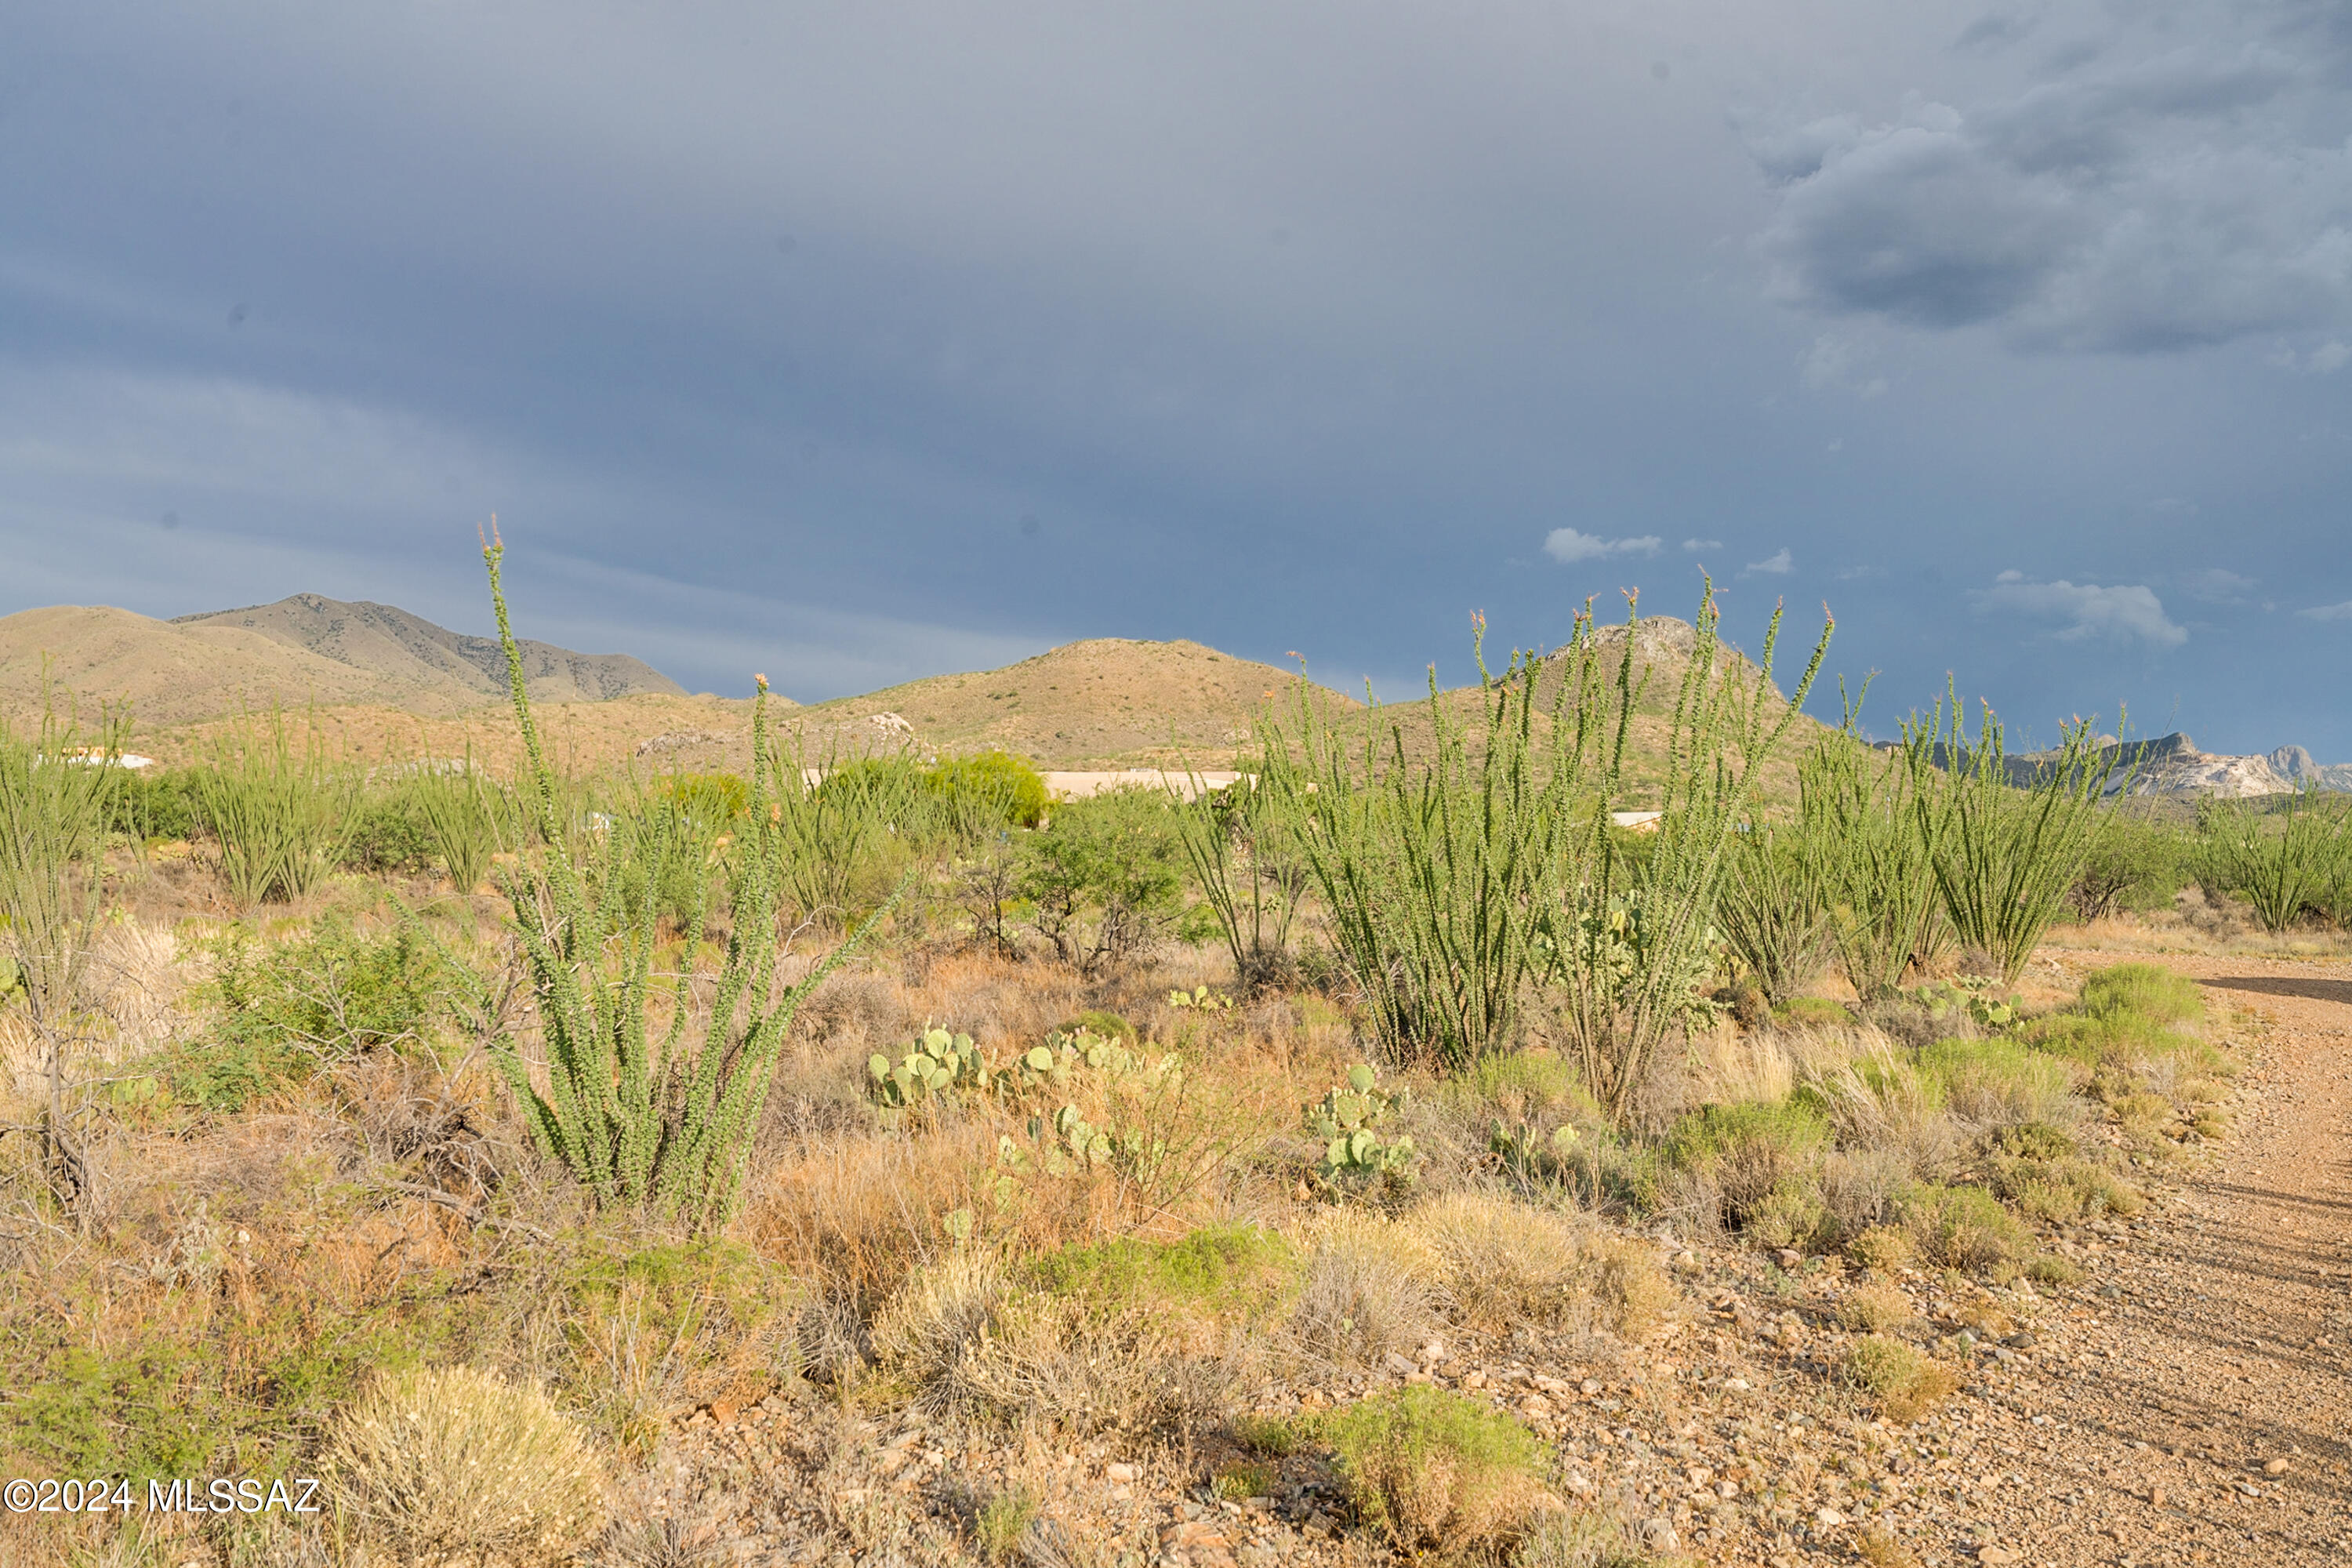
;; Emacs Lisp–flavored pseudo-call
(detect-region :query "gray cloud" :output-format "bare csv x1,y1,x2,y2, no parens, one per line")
1755,13,2352,352
2298,599,2352,621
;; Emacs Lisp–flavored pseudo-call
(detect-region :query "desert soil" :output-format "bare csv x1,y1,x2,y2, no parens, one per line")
644,947,2352,1568
1940,947,2352,1568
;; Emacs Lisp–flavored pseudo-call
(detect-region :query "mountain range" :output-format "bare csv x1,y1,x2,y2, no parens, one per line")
0,595,2340,793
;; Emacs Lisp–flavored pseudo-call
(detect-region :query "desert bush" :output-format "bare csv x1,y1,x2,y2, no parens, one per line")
1289,1210,1446,1365
168,915,450,1112
1813,1149,1917,1247
343,786,434,874
1171,773,1306,994
1323,1384,1548,1554
1403,1191,1670,1334
1837,1280,1915,1332
1807,1047,1961,1177
2067,815,2187,922
1773,996,1856,1032
869,1250,1009,1410
1845,1224,1915,1275
1840,1334,1955,1424
1898,1183,2029,1272
1658,1099,1831,1234
1515,1506,1653,1568
975,1484,1042,1564
2079,963,2205,1027
1018,787,1189,974
197,710,358,907
484,541,891,1229
935,1287,1246,1437
877,1227,1290,1434
323,1363,607,1567
1024,1222,1300,1330
109,764,206,845
1917,1039,2081,1130
927,750,1048,832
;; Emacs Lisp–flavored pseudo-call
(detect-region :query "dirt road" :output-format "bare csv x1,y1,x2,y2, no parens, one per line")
1944,950,2352,1567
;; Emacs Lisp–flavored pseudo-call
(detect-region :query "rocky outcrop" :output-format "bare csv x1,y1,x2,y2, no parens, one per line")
2267,745,2352,793
2000,732,2334,798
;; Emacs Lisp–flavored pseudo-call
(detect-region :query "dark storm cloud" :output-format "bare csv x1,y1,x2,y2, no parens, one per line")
1755,10,2352,351
3,1,2351,755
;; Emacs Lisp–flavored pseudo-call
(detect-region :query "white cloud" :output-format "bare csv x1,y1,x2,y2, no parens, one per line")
1682,538,1722,552
1798,333,1887,396
1544,528,1662,564
2180,567,2257,605
2270,340,2352,374
1742,548,1794,576
1973,573,2188,647
2298,600,2352,622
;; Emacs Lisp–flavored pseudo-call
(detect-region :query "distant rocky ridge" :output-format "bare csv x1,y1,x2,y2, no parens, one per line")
2006,732,2343,798
171,594,684,703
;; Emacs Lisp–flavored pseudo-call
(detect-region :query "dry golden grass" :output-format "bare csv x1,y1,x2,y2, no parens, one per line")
325,1363,608,1566
1402,1192,1675,1338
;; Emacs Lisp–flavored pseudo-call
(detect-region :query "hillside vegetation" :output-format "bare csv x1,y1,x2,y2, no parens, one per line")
5,560,2340,1567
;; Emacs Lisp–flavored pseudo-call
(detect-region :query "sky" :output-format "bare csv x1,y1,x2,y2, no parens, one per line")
4,1,2350,756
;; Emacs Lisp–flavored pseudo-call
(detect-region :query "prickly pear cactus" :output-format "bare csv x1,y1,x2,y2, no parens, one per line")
869,1025,987,1109
1303,1063,1417,1200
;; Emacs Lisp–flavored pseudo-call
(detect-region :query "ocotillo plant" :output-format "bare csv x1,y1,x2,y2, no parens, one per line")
1544,586,1830,1119
482,535,892,1229
1911,691,2118,982
1802,725,1945,1004
197,708,356,906
0,688,126,1218
1263,610,1584,1070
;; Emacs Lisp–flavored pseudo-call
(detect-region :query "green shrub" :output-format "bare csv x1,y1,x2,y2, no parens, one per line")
1773,996,1855,1032
1661,1098,1831,1234
2066,817,2187,922
976,1485,1041,1564
661,771,750,822
1018,788,1189,974
1899,1183,2029,1272
1323,1385,1547,1554
170,916,450,1111
111,765,207,844
1065,1008,1138,1044
2079,963,2205,1027
1026,1223,1298,1323
344,788,435,873
1917,1038,2079,1127
927,750,1048,831
1841,1335,1955,1423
